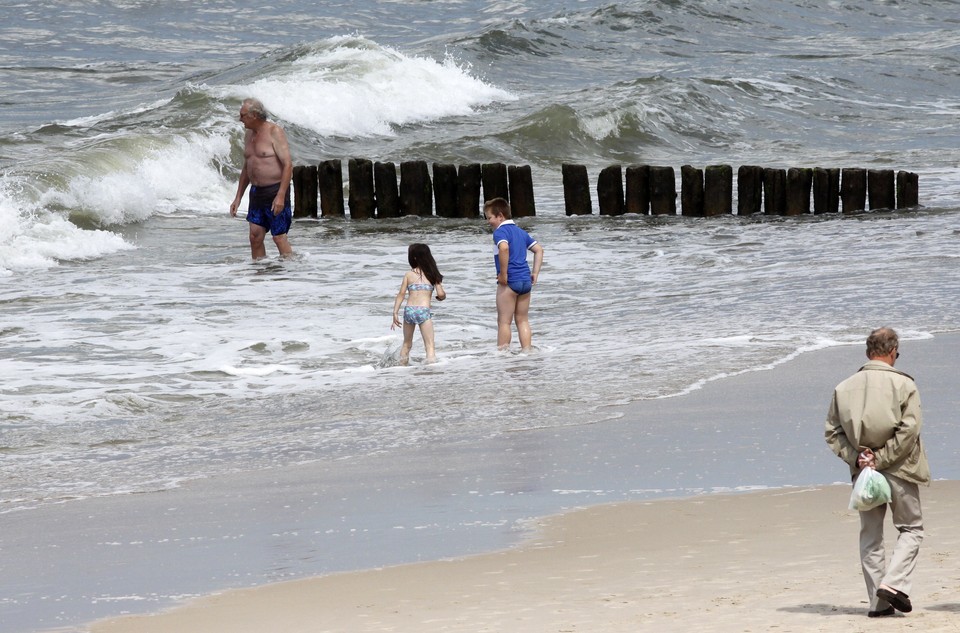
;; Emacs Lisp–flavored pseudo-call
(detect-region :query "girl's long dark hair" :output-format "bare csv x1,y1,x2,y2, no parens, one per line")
408,243,443,286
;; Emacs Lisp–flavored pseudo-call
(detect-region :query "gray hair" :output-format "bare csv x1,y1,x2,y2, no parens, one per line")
866,327,899,358
242,98,268,121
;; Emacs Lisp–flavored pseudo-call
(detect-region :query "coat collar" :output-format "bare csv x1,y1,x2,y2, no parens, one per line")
858,359,914,381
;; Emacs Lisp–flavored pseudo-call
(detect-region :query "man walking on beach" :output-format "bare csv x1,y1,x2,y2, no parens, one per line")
229,97,294,259
825,327,930,617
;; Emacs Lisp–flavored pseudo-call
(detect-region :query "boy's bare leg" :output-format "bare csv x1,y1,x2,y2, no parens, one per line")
515,291,533,350
496,284,517,350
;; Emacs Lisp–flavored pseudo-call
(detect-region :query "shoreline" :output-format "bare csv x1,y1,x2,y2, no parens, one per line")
5,333,957,633
89,481,960,632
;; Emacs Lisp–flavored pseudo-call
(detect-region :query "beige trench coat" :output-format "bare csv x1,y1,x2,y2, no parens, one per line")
825,360,930,485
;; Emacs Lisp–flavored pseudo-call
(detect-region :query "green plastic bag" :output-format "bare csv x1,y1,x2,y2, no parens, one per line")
849,467,892,511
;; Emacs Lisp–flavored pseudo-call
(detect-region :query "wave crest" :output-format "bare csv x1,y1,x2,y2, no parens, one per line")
216,35,517,138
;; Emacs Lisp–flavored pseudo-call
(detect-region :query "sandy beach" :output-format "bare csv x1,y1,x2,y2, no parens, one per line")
89,481,960,633
80,334,960,633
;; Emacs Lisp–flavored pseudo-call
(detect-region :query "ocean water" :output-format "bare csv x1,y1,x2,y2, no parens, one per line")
0,2,959,628
3,0,959,511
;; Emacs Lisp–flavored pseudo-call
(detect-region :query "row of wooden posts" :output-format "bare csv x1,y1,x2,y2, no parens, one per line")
291,160,534,220
291,159,919,219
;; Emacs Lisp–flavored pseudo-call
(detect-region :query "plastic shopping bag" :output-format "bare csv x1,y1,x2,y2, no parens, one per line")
848,467,892,511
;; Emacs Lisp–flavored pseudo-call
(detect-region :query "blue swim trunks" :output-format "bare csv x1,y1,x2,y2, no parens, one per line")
246,183,292,236
507,279,533,296
403,306,432,325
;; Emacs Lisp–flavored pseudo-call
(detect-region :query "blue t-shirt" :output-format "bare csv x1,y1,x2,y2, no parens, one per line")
492,220,537,281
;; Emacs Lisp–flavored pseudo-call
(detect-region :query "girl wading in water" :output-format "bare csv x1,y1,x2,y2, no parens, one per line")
391,243,446,365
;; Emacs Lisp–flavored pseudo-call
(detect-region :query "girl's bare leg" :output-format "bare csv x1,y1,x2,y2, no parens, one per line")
400,322,415,366
420,319,437,363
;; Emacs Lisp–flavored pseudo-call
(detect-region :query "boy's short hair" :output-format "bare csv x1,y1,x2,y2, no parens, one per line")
484,197,511,219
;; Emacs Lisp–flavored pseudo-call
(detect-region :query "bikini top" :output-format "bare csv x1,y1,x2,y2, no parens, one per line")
407,270,433,292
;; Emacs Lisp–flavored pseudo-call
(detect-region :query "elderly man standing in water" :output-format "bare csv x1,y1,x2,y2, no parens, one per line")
229,98,294,259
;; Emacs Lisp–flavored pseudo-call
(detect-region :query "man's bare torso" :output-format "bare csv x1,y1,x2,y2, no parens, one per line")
244,123,284,186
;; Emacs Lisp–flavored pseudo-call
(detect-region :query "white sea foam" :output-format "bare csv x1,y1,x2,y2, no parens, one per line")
219,364,298,377
41,132,235,224
0,185,135,274
219,37,517,138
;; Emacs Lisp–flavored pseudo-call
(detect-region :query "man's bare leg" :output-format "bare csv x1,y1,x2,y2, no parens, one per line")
249,224,267,260
273,233,294,258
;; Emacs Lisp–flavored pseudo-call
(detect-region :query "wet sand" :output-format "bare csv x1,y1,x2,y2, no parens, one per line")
89,481,960,632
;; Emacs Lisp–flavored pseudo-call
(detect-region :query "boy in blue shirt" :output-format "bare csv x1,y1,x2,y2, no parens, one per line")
483,197,544,351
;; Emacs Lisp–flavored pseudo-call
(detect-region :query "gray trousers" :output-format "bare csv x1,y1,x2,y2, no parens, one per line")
859,473,924,610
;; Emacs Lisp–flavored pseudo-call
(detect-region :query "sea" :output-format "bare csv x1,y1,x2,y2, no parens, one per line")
1,0,958,630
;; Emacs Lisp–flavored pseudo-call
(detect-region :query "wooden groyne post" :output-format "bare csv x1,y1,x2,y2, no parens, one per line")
897,171,919,208
597,165,624,215
374,161,400,218
457,164,482,219
840,168,867,214
433,163,458,218
737,165,764,215
704,165,732,216
318,159,344,218
482,163,509,203
400,161,433,217
508,164,536,217
763,168,786,215
292,165,317,218
348,158,375,220
785,168,812,215
813,168,840,214
625,165,650,215
562,163,591,215
868,169,895,210
680,165,704,217
649,166,677,215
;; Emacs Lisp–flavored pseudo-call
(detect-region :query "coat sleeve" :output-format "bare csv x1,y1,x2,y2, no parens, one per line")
873,380,922,471
825,391,859,468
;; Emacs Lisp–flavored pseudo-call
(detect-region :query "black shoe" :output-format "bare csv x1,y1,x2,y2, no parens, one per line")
877,587,912,613
868,606,896,617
